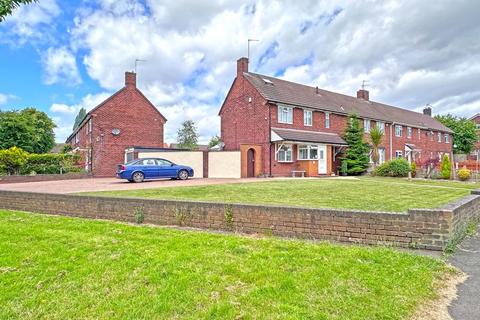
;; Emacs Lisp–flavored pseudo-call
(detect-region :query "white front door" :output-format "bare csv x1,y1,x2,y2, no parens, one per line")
318,144,327,174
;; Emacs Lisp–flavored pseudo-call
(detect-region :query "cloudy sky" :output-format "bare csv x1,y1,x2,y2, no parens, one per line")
0,0,479,143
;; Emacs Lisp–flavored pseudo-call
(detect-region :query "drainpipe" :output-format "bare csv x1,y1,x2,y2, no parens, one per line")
268,103,272,177
389,122,395,160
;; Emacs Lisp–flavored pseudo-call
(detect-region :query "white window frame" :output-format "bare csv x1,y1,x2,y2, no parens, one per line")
437,132,442,143
418,128,421,140
75,133,79,144
297,144,319,160
276,144,293,162
395,125,403,137
278,105,293,124
303,110,312,126
364,119,371,133
88,119,93,133
407,127,412,138
444,133,449,143
395,150,403,158
325,112,330,128
377,122,385,133
379,148,386,164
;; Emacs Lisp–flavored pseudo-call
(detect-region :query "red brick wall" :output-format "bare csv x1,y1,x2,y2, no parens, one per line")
70,83,165,177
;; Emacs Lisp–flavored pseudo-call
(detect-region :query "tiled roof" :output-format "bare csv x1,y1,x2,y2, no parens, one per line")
271,127,347,145
244,72,452,133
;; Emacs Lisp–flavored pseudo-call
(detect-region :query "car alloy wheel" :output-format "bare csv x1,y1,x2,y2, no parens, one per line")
178,170,189,180
132,172,144,183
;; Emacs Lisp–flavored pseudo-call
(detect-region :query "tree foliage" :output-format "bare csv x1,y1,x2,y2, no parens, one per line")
0,146,28,175
369,126,384,167
341,114,370,175
0,108,56,153
176,120,199,150
208,135,221,148
440,154,451,179
0,0,36,22
435,114,477,154
73,108,87,130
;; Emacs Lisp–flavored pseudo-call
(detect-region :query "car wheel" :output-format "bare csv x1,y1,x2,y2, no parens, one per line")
132,172,145,183
128,179,134,183
178,170,189,180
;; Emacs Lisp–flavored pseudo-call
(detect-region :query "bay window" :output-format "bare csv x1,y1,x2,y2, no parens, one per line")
277,144,293,162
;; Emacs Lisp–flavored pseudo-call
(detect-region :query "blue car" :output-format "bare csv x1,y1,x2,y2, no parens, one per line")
116,158,194,183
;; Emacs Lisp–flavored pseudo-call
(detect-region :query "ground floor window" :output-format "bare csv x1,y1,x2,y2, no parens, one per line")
277,144,293,162
369,148,386,164
298,144,318,160
395,150,403,158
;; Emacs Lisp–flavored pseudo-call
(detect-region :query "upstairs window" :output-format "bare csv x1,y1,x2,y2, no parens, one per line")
325,112,330,128
364,119,371,133
444,133,449,143
303,110,312,126
395,125,403,137
407,127,412,138
376,122,385,133
278,105,293,124
437,132,442,143
88,119,93,133
277,144,293,162
418,128,421,140
75,133,80,144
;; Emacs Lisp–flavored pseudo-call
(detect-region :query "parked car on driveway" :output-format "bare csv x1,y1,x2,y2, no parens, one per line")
116,158,194,182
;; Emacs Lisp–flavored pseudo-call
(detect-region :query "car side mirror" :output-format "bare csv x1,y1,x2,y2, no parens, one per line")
171,163,175,166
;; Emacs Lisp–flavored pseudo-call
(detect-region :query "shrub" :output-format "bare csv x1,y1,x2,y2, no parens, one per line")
0,147,29,175
411,162,417,178
20,153,81,175
457,167,471,181
440,154,451,179
374,159,411,177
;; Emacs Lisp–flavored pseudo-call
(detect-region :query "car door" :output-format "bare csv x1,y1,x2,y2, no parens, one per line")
156,159,177,178
139,159,157,178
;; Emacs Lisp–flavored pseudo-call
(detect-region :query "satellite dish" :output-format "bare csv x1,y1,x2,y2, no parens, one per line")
112,128,121,136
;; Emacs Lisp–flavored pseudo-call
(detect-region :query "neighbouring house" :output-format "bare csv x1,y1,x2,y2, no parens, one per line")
66,72,167,176
219,57,453,177
470,114,480,160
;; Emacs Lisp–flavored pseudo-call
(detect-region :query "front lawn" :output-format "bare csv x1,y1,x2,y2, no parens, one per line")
0,210,450,319
84,177,478,212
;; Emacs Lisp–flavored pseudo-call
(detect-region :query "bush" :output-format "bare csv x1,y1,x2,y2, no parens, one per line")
440,154,451,179
374,159,411,177
20,153,81,175
411,162,417,178
457,167,471,181
0,147,29,175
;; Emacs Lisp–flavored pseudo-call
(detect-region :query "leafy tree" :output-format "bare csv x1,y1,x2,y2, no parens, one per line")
435,114,477,154
0,108,56,153
0,0,36,21
208,135,221,148
176,120,199,150
61,144,73,153
73,108,87,130
0,146,28,175
341,114,370,175
440,154,451,179
369,126,384,167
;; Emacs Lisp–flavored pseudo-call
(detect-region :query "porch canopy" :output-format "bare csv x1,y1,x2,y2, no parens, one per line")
271,127,347,145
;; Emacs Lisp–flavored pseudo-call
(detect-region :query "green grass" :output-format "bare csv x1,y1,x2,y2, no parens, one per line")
0,210,449,319
83,177,479,212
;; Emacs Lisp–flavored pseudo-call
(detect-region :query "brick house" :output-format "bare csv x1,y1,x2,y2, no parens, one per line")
66,72,167,176
219,57,453,177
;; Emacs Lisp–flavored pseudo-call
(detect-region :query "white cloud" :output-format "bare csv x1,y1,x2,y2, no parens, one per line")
0,93,17,106
60,0,480,142
42,46,82,85
0,0,60,44
49,93,112,141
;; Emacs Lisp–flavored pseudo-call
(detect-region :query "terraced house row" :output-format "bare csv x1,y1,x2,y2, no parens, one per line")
219,57,453,177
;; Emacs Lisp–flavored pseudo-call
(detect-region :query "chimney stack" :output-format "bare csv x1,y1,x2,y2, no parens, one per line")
125,71,136,88
356,89,369,101
423,106,432,116
237,57,249,76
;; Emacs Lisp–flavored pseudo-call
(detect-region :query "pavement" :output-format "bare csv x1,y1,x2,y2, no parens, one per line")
449,226,480,320
0,177,259,194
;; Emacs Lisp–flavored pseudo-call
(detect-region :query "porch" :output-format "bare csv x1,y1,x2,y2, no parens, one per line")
271,128,347,177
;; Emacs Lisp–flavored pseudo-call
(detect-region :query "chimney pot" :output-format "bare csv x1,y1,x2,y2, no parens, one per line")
237,57,249,76
423,106,432,116
357,89,369,101
125,71,136,88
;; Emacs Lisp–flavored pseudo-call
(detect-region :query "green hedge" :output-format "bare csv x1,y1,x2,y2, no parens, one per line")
373,159,411,177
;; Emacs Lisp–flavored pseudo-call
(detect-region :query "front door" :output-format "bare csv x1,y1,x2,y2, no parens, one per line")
247,148,255,177
318,144,327,174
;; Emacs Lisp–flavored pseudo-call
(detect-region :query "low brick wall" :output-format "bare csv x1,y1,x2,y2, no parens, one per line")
0,173,90,184
0,190,479,251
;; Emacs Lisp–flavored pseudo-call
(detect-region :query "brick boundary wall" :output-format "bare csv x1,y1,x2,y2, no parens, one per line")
0,173,90,184
0,190,479,251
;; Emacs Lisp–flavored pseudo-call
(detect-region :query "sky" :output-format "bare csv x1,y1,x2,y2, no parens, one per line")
0,0,479,143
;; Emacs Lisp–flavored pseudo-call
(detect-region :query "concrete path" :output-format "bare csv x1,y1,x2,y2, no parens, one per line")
449,226,480,320
0,177,261,194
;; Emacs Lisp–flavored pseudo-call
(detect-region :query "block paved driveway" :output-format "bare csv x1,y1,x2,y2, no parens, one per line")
0,177,258,194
